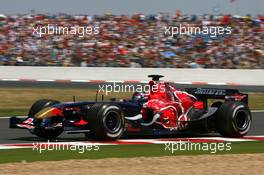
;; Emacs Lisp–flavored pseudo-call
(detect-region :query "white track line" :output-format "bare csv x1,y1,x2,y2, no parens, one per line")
190,137,255,142
1,78,19,81
0,135,263,150
36,79,55,82
251,110,264,113
0,116,27,119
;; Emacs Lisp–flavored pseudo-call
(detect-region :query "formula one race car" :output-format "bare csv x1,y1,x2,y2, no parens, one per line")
10,75,252,140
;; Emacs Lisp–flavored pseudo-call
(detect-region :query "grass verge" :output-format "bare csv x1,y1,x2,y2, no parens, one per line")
0,141,264,164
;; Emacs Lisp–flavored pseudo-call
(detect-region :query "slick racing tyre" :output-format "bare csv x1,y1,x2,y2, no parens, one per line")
216,101,251,137
87,103,125,140
28,99,63,139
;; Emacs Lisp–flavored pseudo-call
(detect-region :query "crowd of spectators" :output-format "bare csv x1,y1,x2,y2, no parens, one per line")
0,12,263,68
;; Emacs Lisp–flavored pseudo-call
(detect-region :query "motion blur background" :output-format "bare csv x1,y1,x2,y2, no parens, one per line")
0,0,263,68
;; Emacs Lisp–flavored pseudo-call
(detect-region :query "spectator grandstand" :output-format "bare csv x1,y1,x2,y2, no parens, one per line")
0,13,263,68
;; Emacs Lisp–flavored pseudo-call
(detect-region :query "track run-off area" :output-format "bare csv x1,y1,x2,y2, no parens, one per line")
0,111,263,149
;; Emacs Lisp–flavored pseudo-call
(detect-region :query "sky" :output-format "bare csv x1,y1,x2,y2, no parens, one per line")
0,0,263,16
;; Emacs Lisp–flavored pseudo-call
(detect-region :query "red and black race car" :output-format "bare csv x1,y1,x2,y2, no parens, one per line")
10,75,252,140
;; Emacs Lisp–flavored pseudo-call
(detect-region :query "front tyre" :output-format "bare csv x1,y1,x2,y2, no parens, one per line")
216,101,251,137
28,99,60,117
28,99,63,139
87,104,125,140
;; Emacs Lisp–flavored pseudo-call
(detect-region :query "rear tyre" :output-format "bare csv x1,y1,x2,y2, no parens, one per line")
216,101,251,137
87,103,125,140
28,99,63,139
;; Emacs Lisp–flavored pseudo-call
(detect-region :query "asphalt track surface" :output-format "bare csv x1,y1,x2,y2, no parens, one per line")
0,112,263,144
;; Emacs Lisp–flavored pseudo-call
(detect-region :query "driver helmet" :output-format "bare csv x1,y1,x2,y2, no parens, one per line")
132,92,147,103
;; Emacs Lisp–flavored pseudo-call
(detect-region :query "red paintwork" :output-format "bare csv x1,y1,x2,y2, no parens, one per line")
141,81,199,129
51,108,63,116
194,101,204,109
73,119,89,126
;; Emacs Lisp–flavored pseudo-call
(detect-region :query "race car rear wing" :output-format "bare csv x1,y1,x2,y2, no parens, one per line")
185,88,248,105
